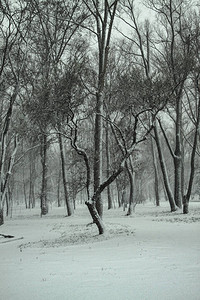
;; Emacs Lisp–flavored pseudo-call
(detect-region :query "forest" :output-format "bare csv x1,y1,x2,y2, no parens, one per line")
0,0,200,235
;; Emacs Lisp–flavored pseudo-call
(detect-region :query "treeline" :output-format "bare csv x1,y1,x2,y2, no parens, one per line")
0,0,200,233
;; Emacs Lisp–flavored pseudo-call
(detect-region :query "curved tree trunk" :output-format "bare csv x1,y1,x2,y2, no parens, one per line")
85,201,105,234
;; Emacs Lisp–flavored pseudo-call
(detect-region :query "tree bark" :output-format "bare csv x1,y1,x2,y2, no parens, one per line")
22,161,28,209
5,192,9,217
57,167,61,207
40,134,48,216
94,92,103,218
126,161,136,216
106,123,113,209
29,148,36,209
85,201,105,234
58,132,73,216
151,136,160,206
183,79,200,213
7,184,13,217
116,178,122,208
174,98,183,209
86,165,124,234
0,208,3,226
154,122,176,212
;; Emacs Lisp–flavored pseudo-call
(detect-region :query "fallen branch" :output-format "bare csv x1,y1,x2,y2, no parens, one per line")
0,237,24,244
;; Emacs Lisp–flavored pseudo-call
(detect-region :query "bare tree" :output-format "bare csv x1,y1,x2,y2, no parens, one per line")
81,0,120,218
0,0,30,224
22,0,87,216
146,0,196,209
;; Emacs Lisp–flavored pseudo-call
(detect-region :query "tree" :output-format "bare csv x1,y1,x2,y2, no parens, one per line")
116,1,173,211
150,135,160,206
105,122,113,209
120,0,199,213
22,0,87,216
81,0,120,219
0,0,30,224
146,0,197,209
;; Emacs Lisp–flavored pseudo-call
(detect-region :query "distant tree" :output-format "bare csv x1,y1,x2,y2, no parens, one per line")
22,0,87,216
120,0,200,213
146,0,197,209
117,0,174,212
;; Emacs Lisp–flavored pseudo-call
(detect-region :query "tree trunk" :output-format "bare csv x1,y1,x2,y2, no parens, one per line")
121,189,127,211
151,136,160,206
174,155,182,209
106,123,113,209
29,149,36,209
5,192,9,216
126,161,135,216
116,179,122,208
85,201,105,234
174,96,183,209
86,164,124,234
23,179,28,209
7,184,13,217
154,122,176,212
183,80,200,214
58,132,73,216
94,92,103,218
183,195,189,214
40,134,48,216
57,167,61,207
29,180,35,209
91,0,119,219
0,88,18,224
0,208,3,226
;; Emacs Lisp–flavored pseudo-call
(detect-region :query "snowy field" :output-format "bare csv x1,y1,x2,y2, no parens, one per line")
0,201,200,300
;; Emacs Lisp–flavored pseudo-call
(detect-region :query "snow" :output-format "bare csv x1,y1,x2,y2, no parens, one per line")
0,202,200,300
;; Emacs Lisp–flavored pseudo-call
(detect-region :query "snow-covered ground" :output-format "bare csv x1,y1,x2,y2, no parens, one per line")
0,202,200,300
